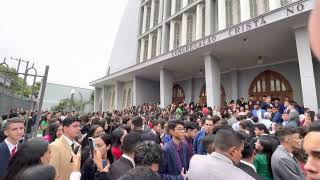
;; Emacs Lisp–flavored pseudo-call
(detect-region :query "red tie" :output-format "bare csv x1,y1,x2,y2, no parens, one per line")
11,146,17,157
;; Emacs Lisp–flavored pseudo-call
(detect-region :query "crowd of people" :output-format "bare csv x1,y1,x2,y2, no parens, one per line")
0,94,320,180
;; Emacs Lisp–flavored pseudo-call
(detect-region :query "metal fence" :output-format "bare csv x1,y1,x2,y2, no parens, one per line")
0,57,49,138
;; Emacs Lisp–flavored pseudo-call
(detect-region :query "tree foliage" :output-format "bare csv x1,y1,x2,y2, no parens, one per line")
0,64,41,98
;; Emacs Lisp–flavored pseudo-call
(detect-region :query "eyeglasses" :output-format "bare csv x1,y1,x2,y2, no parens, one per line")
174,128,186,132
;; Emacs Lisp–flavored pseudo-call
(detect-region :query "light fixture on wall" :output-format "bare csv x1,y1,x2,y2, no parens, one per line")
257,56,264,65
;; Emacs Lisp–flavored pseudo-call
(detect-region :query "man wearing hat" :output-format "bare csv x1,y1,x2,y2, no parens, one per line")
50,116,81,180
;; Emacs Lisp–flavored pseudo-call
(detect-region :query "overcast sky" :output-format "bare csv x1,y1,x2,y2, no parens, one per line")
0,0,128,89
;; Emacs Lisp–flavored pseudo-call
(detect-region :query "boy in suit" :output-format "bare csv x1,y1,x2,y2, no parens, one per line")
159,120,190,180
271,127,305,180
0,117,25,178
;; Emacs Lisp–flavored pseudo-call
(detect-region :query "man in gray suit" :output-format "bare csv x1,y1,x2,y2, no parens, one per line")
271,127,305,180
187,129,255,180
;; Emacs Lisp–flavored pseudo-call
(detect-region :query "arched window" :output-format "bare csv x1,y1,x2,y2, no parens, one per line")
146,6,151,30
248,70,293,102
174,22,181,48
199,84,226,106
151,34,157,57
154,0,159,26
127,88,132,108
186,15,193,44
281,0,291,6
176,0,182,12
111,91,115,109
122,89,127,108
250,0,269,18
250,0,258,18
226,0,240,27
143,38,149,60
172,84,185,104
108,92,112,109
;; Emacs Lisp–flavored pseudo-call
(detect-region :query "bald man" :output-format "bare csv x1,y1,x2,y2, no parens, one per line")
309,0,320,60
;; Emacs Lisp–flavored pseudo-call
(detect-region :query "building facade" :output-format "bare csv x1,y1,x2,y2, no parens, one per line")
91,0,320,112
42,83,93,113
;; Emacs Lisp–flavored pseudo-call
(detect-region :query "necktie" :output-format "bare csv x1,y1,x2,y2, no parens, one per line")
71,143,75,153
11,146,17,157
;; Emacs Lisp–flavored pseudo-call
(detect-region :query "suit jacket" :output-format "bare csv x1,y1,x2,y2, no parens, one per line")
187,153,255,180
0,142,10,178
159,140,190,180
238,161,264,180
145,130,161,144
252,109,266,119
50,136,80,180
271,146,305,180
192,130,206,155
109,156,134,180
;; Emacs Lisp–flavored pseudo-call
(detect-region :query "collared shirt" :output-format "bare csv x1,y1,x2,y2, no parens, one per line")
122,154,135,168
5,138,17,155
62,135,75,147
240,160,256,172
279,145,293,157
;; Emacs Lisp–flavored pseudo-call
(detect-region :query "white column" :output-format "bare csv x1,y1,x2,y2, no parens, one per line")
217,0,226,31
196,3,204,39
183,0,189,8
102,86,109,112
204,55,221,108
158,0,164,23
231,70,238,101
160,69,173,108
257,0,266,16
147,34,154,59
169,20,176,50
205,0,214,35
142,5,148,33
268,0,281,11
240,0,251,21
181,13,189,45
150,0,156,28
156,28,162,55
295,27,319,111
140,38,145,62
171,0,177,15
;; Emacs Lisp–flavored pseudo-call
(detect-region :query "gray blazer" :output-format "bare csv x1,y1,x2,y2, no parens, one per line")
187,153,255,180
271,146,305,180
289,108,299,123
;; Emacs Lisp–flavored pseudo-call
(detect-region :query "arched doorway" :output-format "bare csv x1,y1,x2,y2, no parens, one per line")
199,84,226,106
172,84,185,104
248,70,293,102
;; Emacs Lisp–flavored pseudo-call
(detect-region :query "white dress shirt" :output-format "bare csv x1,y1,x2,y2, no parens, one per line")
122,154,135,168
5,138,17,155
240,160,256,172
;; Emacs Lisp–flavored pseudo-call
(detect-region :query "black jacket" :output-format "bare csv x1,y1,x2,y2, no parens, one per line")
109,156,134,180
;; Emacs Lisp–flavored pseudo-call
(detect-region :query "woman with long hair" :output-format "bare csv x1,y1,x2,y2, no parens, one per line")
4,138,51,180
43,122,63,143
254,135,279,180
81,133,113,180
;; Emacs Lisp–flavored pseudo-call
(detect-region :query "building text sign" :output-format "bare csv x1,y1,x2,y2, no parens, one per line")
172,0,309,57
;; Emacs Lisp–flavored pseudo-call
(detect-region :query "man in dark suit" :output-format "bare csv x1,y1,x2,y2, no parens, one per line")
109,132,142,180
238,134,263,180
145,119,162,144
159,120,190,180
131,116,150,141
271,127,305,180
0,117,25,178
